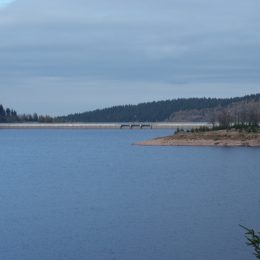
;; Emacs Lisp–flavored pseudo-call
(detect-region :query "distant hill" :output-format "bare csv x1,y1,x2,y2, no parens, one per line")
59,94,260,123
1,93,259,123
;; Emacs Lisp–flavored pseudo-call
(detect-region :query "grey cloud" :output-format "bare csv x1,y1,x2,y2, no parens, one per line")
0,0,260,113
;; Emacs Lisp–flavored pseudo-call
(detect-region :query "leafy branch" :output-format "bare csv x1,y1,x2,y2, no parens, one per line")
240,225,260,259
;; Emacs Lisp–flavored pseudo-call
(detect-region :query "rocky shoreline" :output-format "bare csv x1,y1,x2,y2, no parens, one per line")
136,130,260,147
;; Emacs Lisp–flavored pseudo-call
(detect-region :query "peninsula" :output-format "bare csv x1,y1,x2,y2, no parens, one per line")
136,128,260,147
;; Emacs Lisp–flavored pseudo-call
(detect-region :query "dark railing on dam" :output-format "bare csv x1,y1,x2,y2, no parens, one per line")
120,123,152,129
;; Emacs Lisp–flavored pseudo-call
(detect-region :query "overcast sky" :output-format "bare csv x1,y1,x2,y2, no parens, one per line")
0,0,260,115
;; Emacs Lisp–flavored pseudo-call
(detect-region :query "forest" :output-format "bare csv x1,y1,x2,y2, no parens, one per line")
0,105,53,123
59,94,260,123
1,93,259,123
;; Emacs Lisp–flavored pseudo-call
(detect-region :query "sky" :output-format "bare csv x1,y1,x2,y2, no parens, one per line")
0,0,260,115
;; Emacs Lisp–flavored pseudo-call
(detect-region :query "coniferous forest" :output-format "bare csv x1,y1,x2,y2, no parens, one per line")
0,93,259,123
0,105,53,123
59,94,260,123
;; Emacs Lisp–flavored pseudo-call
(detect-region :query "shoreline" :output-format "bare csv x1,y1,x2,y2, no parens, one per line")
135,130,260,147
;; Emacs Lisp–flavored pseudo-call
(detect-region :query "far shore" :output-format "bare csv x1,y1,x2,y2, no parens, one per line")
0,122,210,129
135,129,260,147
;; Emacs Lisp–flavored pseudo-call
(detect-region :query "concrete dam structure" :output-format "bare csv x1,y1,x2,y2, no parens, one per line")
0,122,211,129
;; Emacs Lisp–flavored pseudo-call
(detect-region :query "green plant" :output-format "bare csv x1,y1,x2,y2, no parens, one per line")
240,225,260,259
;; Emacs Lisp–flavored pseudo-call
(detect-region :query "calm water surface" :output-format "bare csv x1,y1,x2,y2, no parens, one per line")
0,129,259,260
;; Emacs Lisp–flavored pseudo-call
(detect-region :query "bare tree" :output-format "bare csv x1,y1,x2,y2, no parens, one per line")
217,109,232,128
247,103,260,125
209,111,217,127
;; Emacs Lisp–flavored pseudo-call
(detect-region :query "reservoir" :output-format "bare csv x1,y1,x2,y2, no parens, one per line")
0,129,259,260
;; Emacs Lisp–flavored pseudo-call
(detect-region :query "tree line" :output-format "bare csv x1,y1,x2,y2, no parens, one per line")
1,93,259,124
60,94,260,123
0,105,53,123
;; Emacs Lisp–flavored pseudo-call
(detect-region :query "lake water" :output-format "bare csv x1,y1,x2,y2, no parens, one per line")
0,129,259,260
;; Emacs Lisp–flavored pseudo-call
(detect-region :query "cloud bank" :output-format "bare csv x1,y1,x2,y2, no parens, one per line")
0,0,260,114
